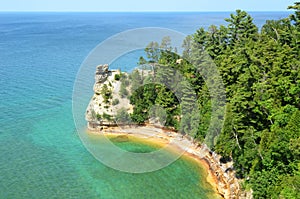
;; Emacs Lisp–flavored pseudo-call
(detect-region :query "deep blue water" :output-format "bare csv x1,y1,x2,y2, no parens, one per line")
0,12,290,198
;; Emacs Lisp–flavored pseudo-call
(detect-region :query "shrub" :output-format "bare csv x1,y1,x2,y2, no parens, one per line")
114,74,121,81
96,113,102,120
112,98,120,105
115,108,131,124
119,83,129,98
102,112,112,121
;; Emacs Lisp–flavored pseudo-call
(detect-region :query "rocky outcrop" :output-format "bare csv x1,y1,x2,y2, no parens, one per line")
193,144,241,199
206,153,240,198
95,64,109,83
86,64,132,130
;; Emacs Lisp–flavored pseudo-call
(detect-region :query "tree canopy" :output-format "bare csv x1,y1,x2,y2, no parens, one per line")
124,3,300,198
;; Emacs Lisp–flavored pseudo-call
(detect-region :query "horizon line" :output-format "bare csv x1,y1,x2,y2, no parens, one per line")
0,10,292,13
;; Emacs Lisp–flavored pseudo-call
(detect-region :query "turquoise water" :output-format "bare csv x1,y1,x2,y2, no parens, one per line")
0,12,290,198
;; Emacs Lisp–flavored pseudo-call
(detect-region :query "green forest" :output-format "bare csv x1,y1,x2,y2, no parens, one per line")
119,2,300,198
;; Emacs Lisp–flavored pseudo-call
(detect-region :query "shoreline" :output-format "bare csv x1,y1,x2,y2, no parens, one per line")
86,125,240,199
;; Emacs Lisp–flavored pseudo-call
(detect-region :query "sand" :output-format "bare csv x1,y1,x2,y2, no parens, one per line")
87,125,224,198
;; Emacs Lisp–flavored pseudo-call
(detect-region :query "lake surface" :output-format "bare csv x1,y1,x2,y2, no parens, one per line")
0,12,290,198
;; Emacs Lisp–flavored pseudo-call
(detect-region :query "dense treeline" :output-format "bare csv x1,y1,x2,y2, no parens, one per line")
127,2,300,198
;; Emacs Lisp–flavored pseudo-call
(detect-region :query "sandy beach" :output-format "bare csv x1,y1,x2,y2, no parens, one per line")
87,125,225,199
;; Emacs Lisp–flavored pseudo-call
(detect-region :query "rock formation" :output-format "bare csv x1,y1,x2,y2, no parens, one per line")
95,64,109,83
86,64,132,130
187,142,241,199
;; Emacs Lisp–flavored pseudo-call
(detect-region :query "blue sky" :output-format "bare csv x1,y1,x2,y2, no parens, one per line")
0,0,296,12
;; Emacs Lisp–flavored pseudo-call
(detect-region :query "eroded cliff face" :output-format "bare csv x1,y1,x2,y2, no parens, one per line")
199,145,241,198
85,64,132,130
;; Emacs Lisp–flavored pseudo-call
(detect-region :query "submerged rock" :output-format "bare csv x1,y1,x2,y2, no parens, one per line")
112,135,129,142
